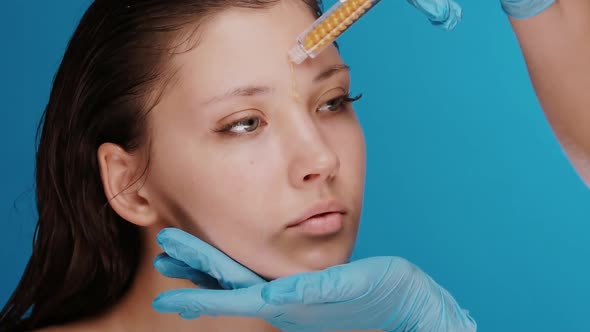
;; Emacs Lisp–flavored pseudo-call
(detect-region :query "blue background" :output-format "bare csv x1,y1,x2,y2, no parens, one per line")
2,1,590,331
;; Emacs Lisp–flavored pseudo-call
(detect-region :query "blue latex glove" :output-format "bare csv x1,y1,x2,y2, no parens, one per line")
153,228,266,290
500,0,556,19
407,0,463,31
153,228,477,332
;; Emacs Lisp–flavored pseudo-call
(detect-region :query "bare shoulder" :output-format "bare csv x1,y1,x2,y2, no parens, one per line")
33,321,101,332
34,326,80,332
33,326,66,332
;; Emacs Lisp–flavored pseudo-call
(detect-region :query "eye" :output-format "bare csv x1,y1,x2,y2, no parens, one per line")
317,93,363,113
223,117,261,134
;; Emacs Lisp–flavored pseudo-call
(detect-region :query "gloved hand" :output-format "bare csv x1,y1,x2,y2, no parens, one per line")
153,228,477,332
500,0,556,19
406,0,463,31
153,228,266,290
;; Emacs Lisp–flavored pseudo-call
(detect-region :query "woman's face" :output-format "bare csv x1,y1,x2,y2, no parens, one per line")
144,0,366,279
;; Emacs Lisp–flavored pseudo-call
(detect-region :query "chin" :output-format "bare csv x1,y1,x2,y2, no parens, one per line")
300,251,352,271
261,249,354,280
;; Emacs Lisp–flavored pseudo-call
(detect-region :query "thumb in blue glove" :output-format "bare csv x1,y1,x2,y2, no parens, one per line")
500,0,556,19
153,228,267,290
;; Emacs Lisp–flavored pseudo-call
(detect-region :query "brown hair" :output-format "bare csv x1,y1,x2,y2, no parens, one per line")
0,1,323,330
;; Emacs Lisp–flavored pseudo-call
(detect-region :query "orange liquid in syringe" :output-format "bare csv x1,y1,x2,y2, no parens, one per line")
303,0,374,53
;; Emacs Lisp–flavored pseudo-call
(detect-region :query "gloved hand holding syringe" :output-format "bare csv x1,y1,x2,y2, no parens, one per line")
289,0,463,65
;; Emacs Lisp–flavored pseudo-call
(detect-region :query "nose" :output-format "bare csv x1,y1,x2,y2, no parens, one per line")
287,125,340,189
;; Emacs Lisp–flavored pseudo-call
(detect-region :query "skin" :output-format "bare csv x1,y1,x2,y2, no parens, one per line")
509,1,590,187
43,1,370,331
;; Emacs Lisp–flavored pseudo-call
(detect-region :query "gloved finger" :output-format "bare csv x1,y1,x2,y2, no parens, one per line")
412,273,479,331
152,284,272,319
261,263,369,305
156,228,266,289
407,0,463,31
154,253,222,289
262,256,417,306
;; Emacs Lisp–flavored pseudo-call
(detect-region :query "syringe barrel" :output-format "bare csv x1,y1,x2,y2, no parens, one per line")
289,0,382,64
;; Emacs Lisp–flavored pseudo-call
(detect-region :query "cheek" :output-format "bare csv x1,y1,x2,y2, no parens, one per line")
176,151,293,277
169,152,279,226
324,114,366,179
148,137,287,258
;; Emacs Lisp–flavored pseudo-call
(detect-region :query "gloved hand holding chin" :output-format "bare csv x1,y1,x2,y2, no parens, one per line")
153,228,476,332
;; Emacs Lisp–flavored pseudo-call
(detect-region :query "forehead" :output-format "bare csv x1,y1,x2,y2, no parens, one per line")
170,1,330,95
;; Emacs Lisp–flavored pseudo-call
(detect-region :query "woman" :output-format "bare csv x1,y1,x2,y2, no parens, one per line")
3,0,588,331
1,0,471,331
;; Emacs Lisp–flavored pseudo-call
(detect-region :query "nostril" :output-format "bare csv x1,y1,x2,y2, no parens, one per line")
303,174,319,181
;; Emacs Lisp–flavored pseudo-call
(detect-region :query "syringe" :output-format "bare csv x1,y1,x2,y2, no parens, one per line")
289,0,382,64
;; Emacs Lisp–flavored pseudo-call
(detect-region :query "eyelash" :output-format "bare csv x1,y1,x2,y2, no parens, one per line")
214,93,363,136
318,93,363,113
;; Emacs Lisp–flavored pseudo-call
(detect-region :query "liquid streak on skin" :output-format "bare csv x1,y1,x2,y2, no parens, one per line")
289,58,301,103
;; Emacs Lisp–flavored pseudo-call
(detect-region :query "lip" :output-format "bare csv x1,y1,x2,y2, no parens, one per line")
287,199,347,228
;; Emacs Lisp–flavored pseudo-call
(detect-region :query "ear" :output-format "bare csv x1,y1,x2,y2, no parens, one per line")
97,143,158,227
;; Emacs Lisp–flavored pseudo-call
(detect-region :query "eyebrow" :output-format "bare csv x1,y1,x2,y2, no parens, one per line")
203,86,274,105
313,64,350,83
203,64,350,105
